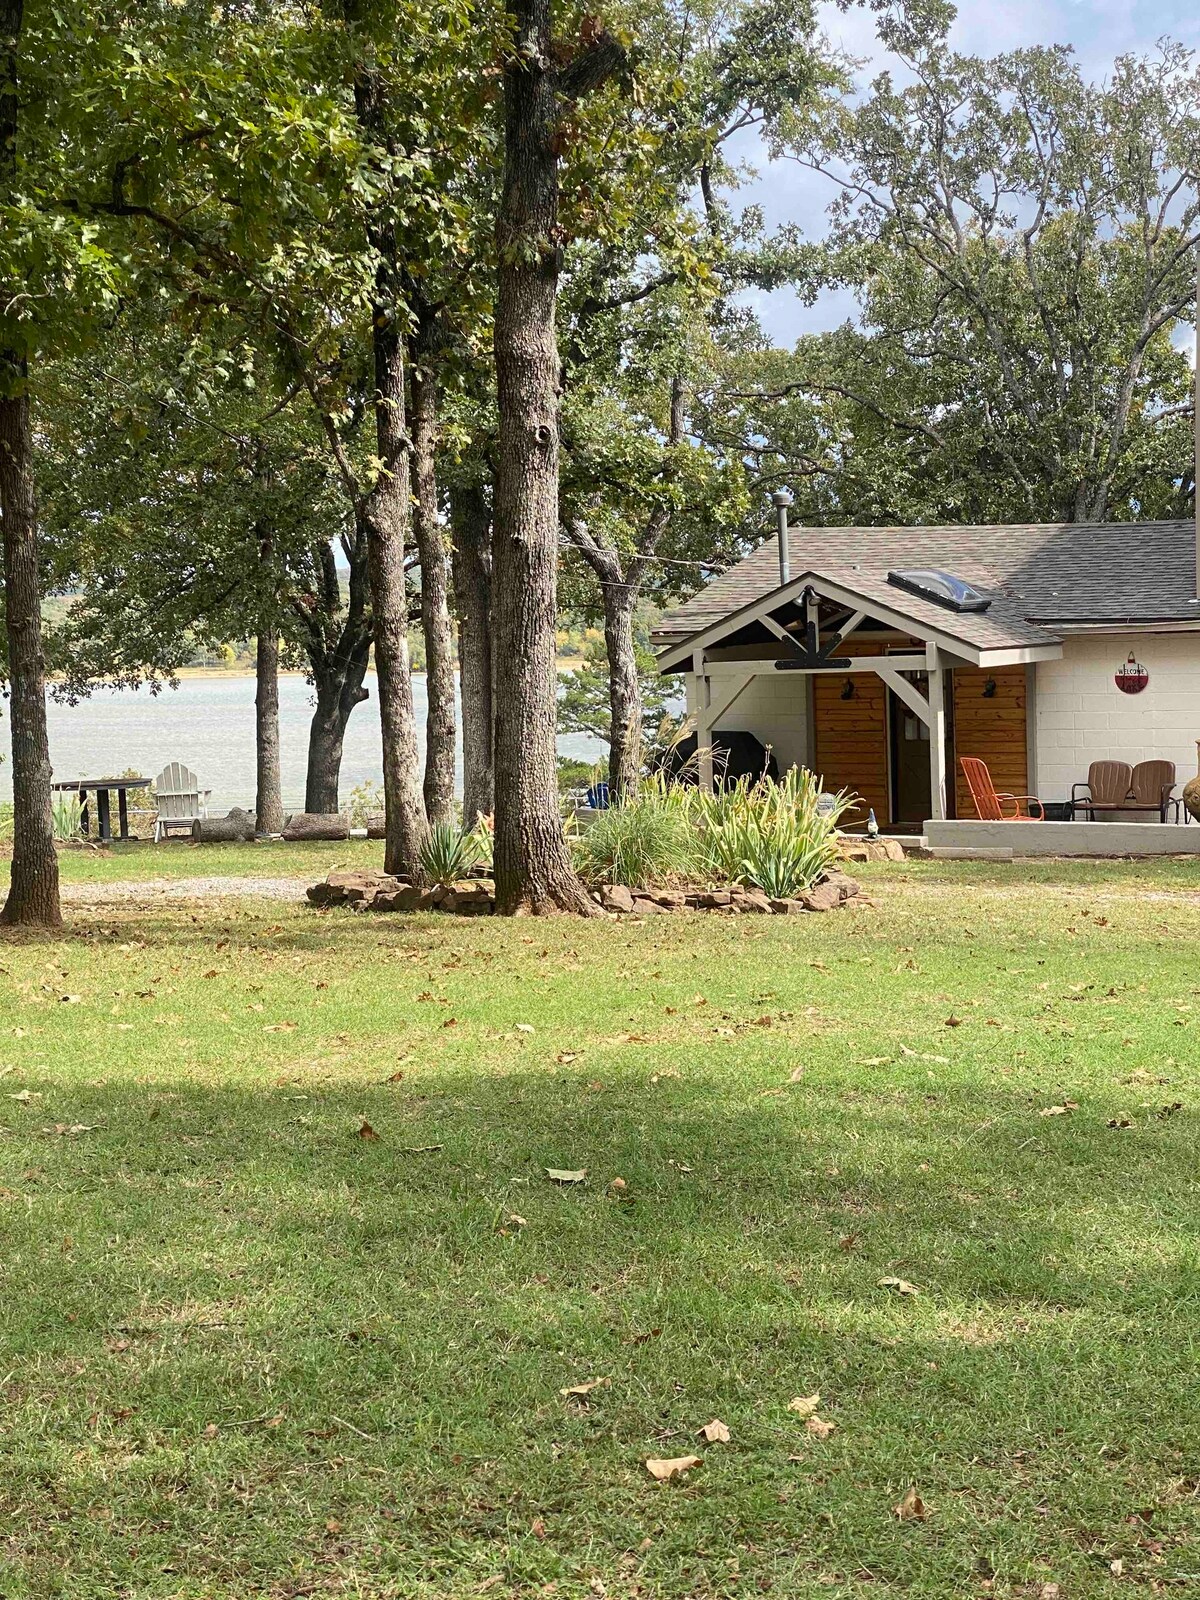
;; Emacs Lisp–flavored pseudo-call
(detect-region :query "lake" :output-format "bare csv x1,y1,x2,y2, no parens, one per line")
2,673,606,813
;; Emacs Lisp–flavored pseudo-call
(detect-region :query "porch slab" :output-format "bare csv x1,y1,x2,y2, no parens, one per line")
924,820,1200,856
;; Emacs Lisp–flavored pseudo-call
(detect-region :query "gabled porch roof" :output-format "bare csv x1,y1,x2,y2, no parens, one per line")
654,566,1064,673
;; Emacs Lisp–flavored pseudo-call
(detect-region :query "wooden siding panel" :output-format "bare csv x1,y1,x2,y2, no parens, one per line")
813,672,889,825
953,666,1028,817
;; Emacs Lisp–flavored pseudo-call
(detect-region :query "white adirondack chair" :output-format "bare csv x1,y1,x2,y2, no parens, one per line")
153,761,211,841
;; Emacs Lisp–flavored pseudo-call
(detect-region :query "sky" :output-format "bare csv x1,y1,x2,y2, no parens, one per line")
739,0,1200,347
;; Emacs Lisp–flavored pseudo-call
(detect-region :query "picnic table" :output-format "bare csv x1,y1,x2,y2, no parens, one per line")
52,776,151,842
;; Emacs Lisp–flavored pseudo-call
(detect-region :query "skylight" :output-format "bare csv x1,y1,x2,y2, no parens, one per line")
887,569,992,613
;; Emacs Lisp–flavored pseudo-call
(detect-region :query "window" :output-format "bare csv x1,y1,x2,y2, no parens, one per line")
887,569,991,613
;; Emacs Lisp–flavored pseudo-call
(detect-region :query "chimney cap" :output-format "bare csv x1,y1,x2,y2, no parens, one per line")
771,487,794,508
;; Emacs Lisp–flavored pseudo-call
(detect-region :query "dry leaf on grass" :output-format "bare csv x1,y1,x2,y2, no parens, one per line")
805,1416,836,1439
698,1418,730,1443
59,995,81,1005
515,1023,535,1034
788,1393,821,1417
878,1276,919,1296
645,1455,702,1482
1039,1102,1078,1116
264,1021,297,1033
356,1120,381,1142
556,1051,581,1064
1107,1117,1133,1129
8,1089,37,1102
560,1377,610,1398
546,1168,587,1183
893,1486,927,1521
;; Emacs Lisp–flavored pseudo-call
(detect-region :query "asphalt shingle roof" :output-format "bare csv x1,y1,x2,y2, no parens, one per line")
654,519,1200,653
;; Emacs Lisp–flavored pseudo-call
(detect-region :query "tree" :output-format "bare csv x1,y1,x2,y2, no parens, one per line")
490,1,629,914
0,1,125,927
761,37,1200,525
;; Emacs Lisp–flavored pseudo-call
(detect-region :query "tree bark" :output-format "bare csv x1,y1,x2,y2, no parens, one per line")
601,580,641,797
491,0,614,914
304,661,366,814
348,38,428,881
0,2,60,930
192,809,256,843
254,518,285,834
409,351,457,828
282,811,350,842
450,478,494,825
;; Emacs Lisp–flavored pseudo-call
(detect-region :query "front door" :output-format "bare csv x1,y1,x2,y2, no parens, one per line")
887,677,932,826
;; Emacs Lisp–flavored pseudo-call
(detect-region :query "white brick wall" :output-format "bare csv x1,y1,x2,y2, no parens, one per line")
1034,632,1200,811
714,673,809,773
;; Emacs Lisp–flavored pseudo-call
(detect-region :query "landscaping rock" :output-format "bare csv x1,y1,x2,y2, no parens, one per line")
648,889,687,909
687,889,731,909
599,884,635,914
731,887,773,914
630,897,667,915
769,897,806,914
799,880,842,913
823,870,861,902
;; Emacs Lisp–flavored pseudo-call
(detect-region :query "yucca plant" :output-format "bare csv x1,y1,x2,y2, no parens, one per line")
51,792,83,842
680,768,855,897
419,821,487,884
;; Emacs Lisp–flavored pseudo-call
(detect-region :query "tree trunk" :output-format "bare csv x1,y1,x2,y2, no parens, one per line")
491,0,601,915
0,382,60,929
601,581,641,797
255,624,284,833
0,6,60,929
409,355,457,828
348,44,428,882
304,662,367,813
450,479,494,825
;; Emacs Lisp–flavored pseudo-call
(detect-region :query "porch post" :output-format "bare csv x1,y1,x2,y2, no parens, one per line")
693,649,714,792
926,644,947,821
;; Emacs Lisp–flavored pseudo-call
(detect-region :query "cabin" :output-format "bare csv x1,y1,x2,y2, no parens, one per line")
652,510,1200,853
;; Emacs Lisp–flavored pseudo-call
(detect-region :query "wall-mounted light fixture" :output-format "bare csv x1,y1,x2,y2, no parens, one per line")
982,677,997,698
840,678,855,701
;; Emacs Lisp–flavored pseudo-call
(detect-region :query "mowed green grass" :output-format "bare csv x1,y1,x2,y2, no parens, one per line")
2,862,1200,1598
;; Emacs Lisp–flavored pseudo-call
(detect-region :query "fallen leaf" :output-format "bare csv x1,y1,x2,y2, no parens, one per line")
789,1066,805,1082
325,1518,342,1535
1039,1102,1078,1116
788,1394,821,1417
1107,1117,1133,1129
530,1517,546,1539
556,1051,581,1064
878,1276,919,1296
356,1120,381,1142
860,1056,891,1066
608,1177,628,1193
805,1416,836,1439
515,1023,535,1034
645,1455,702,1482
838,1232,860,1252
893,1486,927,1521
944,1015,963,1028
59,995,82,1005
203,1422,219,1438
699,1418,730,1443
560,1377,610,1398
7,1089,37,1102
263,1021,297,1033
1109,1558,1123,1577
546,1167,586,1183
384,1070,405,1084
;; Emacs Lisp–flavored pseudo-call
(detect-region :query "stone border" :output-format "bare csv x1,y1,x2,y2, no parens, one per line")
307,870,861,916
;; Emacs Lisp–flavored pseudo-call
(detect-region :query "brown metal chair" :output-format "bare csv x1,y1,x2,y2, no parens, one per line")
1127,760,1177,822
1071,760,1132,820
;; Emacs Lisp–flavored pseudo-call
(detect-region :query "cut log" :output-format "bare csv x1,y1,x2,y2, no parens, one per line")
192,808,256,843
365,811,387,840
282,811,350,842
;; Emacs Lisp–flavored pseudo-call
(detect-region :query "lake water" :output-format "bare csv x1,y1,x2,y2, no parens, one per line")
2,673,606,814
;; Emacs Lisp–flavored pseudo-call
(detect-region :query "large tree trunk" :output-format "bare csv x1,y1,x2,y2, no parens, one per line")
0,3,60,930
304,657,368,813
0,383,60,929
409,354,457,828
255,623,284,833
491,0,611,915
450,479,494,825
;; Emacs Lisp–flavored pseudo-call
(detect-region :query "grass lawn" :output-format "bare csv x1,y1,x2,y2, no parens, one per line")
2,857,1199,1597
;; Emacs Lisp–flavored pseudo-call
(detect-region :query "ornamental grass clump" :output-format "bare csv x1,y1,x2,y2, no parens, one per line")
572,782,692,888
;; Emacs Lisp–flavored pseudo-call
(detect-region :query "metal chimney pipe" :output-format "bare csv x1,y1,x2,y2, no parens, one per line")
772,487,793,587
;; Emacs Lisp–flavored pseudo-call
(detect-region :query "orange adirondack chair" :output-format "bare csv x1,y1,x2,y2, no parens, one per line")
960,757,1045,821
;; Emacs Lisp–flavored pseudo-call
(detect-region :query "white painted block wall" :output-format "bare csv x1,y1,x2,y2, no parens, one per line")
1034,633,1200,808
713,673,809,773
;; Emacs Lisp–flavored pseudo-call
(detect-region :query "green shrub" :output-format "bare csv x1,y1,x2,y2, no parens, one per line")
420,821,488,884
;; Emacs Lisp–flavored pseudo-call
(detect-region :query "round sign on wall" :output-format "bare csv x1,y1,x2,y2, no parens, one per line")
1114,653,1149,695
